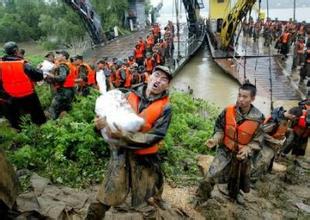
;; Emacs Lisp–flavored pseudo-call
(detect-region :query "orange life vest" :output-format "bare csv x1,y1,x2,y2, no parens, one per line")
134,48,144,59
80,63,96,85
146,36,154,48
223,105,260,151
154,53,161,65
293,110,310,138
0,60,34,97
263,116,288,140
123,68,132,88
60,62,77,88
128,92,169,155
144,58,155,72
281,32,290,44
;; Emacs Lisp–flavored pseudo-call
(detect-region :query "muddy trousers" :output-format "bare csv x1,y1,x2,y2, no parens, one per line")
197,147,251,201
1,93,46,129
48,88,74,120
87,150,163,219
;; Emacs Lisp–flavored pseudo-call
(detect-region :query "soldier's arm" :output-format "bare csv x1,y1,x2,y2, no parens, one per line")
79,65,88,82
214,109,226,133
24,63,44,81
53,65,68,83
262,121,277,133
119,104,172,149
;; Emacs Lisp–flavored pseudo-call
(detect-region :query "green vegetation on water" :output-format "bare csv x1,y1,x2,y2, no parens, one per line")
1,86,219,189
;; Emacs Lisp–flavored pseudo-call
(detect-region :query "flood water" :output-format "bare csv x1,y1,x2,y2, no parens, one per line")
171,44,272,115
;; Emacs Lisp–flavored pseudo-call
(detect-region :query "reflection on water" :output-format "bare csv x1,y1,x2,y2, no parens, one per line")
171,45,271,115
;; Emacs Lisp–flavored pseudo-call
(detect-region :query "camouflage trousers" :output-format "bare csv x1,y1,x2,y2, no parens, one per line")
48,88,75,119
96,149,164,207
251,144,275,181
197,146,251,200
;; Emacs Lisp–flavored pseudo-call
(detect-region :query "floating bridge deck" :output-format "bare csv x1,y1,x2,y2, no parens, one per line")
206,23,302,100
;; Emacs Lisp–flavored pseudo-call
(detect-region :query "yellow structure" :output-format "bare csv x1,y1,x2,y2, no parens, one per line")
209,0,230,20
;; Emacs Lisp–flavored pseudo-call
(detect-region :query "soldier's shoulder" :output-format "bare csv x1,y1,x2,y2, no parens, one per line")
250,105,265,121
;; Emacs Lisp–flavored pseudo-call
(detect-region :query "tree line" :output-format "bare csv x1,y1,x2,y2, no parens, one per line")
0,0,129,48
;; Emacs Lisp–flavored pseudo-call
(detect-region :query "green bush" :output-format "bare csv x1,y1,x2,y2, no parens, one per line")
2,88,219,188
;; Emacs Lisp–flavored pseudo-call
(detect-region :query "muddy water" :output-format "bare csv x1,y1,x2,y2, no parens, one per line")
171,45,271,115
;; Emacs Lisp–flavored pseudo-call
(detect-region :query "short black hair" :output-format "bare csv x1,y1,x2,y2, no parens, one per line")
239,82,257,97
288,106,303,117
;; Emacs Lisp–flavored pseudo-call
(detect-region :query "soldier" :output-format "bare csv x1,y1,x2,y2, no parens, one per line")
197,82,264,204
0,41,46,129
292,36,305,70
45,50,76,119
73,55,96,96
86,66,173,219
281,100,310,161
251,107,301,180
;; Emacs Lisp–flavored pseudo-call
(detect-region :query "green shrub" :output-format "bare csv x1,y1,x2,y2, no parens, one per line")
2,89,219,188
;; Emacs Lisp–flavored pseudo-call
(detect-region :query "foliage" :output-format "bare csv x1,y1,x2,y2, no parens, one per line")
1,88,219,188
161,92,219,185
0,0,131,49
90,0,128,31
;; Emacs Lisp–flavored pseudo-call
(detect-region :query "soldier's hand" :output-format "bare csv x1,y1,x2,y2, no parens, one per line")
109,123,124,138
205,139,217,149
237,145,251,160
45,73,54,79
94,116,107,130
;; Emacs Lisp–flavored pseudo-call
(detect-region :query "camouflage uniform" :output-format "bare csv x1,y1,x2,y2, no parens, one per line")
197,105,264,200
0,149,18,217
87,84,172,219
76,65,89,96
251,108,288,181
48,64,75,119
282,119,309,156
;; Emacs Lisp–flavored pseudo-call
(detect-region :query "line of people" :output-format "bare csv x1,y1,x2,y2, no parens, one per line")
198,83,310,205
0,22,176,129
243,17,310,97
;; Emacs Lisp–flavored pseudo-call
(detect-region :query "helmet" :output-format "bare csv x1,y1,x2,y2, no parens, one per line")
3,41,18,55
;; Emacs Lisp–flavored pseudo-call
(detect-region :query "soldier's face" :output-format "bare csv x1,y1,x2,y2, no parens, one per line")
237,89,255,109
147,71,170,95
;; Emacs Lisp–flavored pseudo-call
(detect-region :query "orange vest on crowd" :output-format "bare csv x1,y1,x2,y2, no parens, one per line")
128,92,169,155
281,32,290,44
0,60,34,97
123,68,132,88
293,110,310,138
60,62,77,88
134,48,144,59
223,105,260,151
138,40,145,52
154,53,161,65
80,63,96,85
146,36,154,48
145,58,155,72
263,116,288,140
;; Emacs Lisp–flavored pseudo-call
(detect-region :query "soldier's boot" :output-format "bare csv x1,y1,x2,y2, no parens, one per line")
236,192,245,205
196,177,215,201
85,202,110,220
